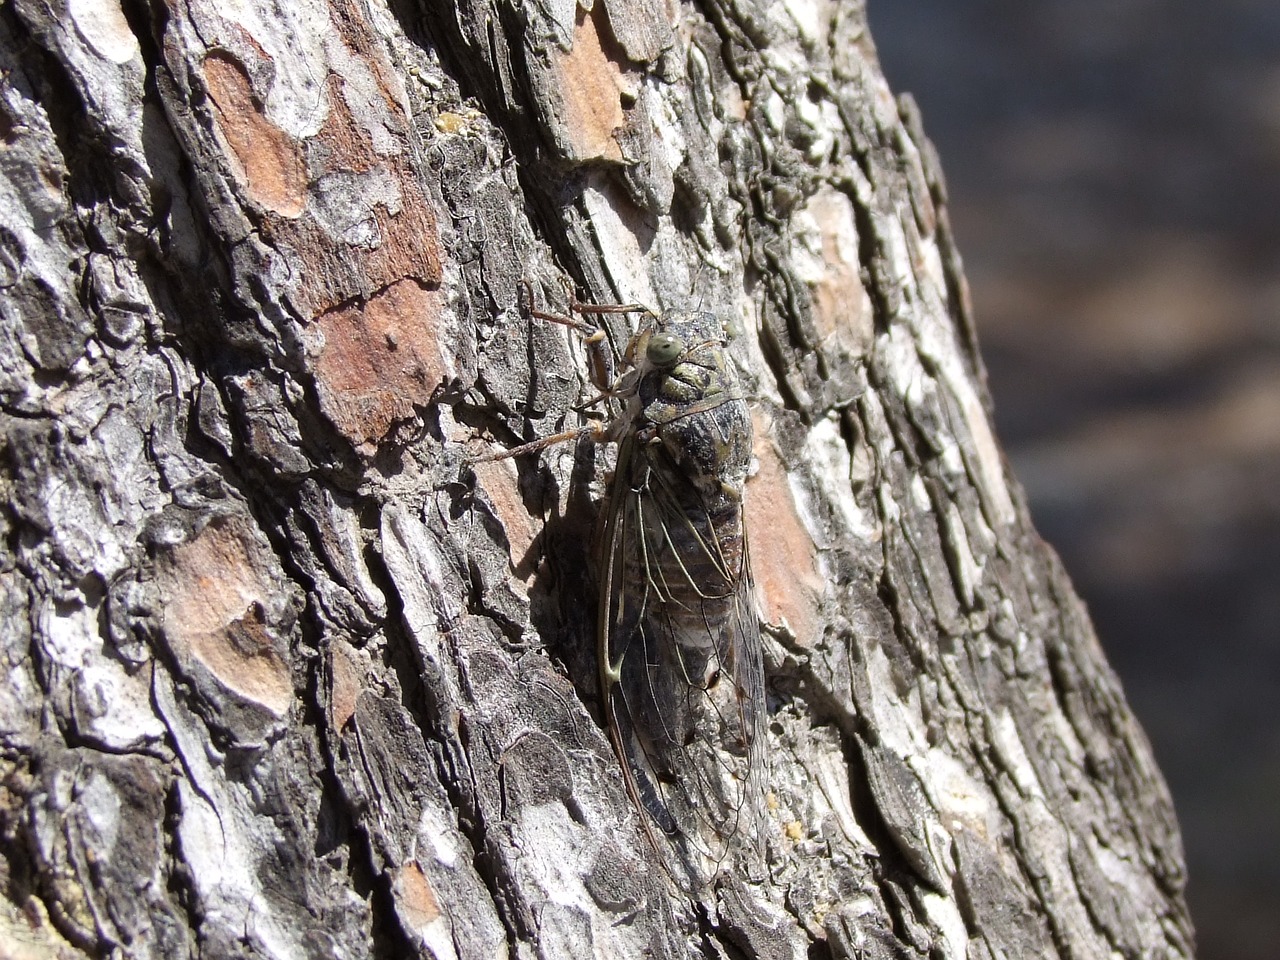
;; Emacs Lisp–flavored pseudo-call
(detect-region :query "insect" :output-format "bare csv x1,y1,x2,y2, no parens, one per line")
481,282,766,867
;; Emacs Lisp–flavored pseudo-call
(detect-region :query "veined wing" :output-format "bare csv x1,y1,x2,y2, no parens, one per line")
597,421,765,867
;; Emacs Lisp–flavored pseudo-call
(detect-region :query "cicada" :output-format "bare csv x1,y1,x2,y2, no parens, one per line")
484,285,766,867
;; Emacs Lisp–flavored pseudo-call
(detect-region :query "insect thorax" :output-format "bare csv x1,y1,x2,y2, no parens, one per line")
635,312,752,498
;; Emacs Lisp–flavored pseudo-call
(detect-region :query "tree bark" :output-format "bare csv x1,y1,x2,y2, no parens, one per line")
0,0,1194,958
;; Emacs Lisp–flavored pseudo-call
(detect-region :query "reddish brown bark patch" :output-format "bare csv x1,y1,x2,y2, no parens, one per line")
551,5,637,162
393,860,442,928
329,639,364,732
471,459,542,583
263,68,442,318
157,516,293,717
198,8,443,318
202,51,307,218
311,279,447,451
748,420,825,649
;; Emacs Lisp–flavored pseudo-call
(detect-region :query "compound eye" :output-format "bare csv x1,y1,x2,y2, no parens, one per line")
646,332,683,367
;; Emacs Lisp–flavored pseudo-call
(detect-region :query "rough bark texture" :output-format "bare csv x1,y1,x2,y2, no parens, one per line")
0,1,1193,958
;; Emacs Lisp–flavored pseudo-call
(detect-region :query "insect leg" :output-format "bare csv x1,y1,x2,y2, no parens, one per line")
523,278,660,394
467,422,607,464
521,278,619,393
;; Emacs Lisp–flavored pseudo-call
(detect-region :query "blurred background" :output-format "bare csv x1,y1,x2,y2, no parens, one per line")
868,2,1280,958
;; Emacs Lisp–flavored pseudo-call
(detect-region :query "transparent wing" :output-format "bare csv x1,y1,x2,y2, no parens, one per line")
598,432,765,867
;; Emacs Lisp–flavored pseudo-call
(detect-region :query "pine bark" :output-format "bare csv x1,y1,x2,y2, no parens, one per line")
0,0,1193,958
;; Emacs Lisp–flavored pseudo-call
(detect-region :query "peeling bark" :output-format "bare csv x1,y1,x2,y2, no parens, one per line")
0,0,1194,958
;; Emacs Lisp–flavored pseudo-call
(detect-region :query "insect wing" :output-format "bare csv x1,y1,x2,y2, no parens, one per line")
598,401,764,865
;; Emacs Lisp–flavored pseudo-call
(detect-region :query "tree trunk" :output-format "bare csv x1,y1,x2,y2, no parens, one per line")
0,0,1194,957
